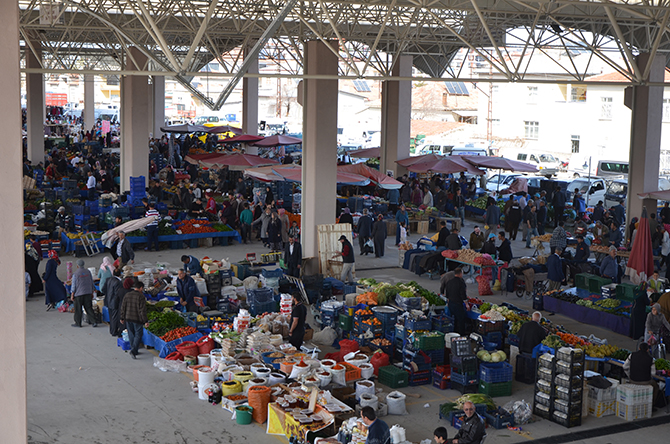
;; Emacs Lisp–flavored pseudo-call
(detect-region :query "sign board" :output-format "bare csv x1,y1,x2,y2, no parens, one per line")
40,4,63,25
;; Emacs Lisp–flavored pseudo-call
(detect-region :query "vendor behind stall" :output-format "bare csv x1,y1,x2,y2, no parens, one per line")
623,343,663,407
177,269,200,313
445,268,468,335
181,255,203,276
360,406,390,444
289,293,307,349
517,311,547,354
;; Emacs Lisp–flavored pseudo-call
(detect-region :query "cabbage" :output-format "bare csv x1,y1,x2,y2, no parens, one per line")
477,350,488,359
498,351,507,361
481,352,492,362
491,352,502,363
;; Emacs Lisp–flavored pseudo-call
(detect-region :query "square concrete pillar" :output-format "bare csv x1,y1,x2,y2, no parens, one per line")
26,43,44,165
152,75,165,138
84,74,95,130
380,55,412,177
625,53,665,225
301,40,339,273
0,0,28,439
243,47,259,154
120,47,150,193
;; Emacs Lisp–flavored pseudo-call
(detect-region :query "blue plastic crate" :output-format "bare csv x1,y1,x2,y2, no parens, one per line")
249,300,277,316
406,318,431,331
479,362,513,384
483,331,503,344
343,284,358,294
431,314,454,333
451,371,479,386
484,408,515,429
261,268,284,278
117,337,131,351
374,309,398,330
247,288,274,305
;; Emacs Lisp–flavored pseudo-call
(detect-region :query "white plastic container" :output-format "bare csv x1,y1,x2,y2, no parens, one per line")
197,354,211,367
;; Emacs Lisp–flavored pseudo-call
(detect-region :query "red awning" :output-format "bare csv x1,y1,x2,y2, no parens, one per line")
337,164,402,189
349,147,380,158
461,155,538,173
251,135,303,147
406,155,484,175
396,153,444,167
184,153,278,170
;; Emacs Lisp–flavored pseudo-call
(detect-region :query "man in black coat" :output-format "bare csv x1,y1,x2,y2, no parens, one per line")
446,228,462,251
371,214,388,257
284,236,302,277
445,268,468,335
517,311,547,353
115,231,135,266
102,268,125,337
436,221,449,248
357,209,373,255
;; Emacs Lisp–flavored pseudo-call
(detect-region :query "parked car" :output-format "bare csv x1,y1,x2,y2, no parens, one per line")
515,152,560,177
604,177,670,208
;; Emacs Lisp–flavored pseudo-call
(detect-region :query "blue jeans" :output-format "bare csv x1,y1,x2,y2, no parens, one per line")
458,207,465,225
396,225,401,245
146,225,159,251
126,321,144,355
526,227,538,248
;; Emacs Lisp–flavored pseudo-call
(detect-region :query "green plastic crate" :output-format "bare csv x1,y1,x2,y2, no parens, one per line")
378,365,409,388
478,380,512,397
339,312,353,331
575,273,593,290
616,282,637,302
413,334,446,351
588,276,612,294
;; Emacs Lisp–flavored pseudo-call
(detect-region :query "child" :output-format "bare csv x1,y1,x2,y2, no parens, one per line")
399,221,407,244
25,271,31,300
288,220,300,242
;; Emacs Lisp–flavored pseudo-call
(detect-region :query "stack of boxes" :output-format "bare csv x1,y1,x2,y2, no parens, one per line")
478,361,513,397
616,383,653,421
129,176,146,207
279,294,293,317
587,377,619,417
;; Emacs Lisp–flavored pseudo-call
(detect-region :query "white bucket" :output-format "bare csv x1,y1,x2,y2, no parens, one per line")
358,363,374,380
445,333,460,348
197,354,211,367
355,380,375,401
198,382,218,401
197,366,215,385
359,393,379,410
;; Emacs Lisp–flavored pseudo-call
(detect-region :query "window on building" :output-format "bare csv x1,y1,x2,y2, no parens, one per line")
663,98,670,122
570,85,587,102
601,97,613,120
571,135,580,153
527,86,538,103
524,121,539,139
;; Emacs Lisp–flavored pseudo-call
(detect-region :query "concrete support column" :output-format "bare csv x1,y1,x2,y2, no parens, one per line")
26,42,44,165
380,55,412,177
152,76,165,138
0,0,28,440
83,74,95,131
243,47,259,155
120,47,150,193
625,53,665,225
301,40,339,274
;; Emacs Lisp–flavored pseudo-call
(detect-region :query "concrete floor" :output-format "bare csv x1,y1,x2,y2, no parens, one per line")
26,219,668,444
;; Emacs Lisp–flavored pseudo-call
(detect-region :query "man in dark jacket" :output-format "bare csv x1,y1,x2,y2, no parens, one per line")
436,221,449,248
574,235,590,262
547,247,564,291
334,235,356,282
71,259,98,328
357,209,373,254
120,280,148,359
445,268,468,335
453,401,486,444
284,236,302,277
177,269,200,313
360,406,390,444
102,268,124,337
552,186,566,227
446,228,462,251
611,200,625,227
592,201,605,223
371,214,388,257
517,311,547,354
116,231,135,266
181,254,203,276
484,199,501,238
497,232,513,263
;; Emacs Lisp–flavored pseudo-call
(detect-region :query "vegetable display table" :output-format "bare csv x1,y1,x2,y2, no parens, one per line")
60,231,104,253
443,258,497,276
125,229,242,246
142,329,202,358
542,290,630,336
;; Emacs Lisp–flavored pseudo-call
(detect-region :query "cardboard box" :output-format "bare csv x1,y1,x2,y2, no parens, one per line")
203,262,219,273
304,328,314,341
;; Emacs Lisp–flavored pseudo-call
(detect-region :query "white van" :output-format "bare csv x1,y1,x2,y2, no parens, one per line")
414,142,453,156
516,152,560,177
569,158,628,178
450,146,488,156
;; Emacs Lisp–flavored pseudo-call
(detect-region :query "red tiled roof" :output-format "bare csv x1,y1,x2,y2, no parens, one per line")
587,69,670,82
410,120,466,137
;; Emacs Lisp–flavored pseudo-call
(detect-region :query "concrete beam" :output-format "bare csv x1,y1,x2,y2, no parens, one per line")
380,55,412,178
26,41,44,165
84,74,95,131
242,46,259,155
0,0,28,439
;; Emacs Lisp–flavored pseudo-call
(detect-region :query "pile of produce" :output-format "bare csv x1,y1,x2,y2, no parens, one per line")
146,310,186,337
655,358,670,375
579,343,620,358
147,300,176,313
477,349,507,363
358,278,378,287
532,234,552,242
212,223,233,232
356,292,379,305
398,290,415,299
609,349,631,361
480,310,505,321
369,281,441,306
369,338,392,348
174,219,218,234
160,326,198,342
590,245,612,254
467,196,505,212
555,332,588,347
398,241,414,251
361,318,382,327
158,220,177,235
541,334,565,349
440,394,497,415
355,308,374,317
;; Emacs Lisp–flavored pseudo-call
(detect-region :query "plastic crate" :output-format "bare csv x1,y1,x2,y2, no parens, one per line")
450,354,478,374
378,365,409,388
479,362,513,383
551,412,582,428
588,399,616,417
476,319,505,334
247,288,274,305
396,295,422,311
339,362,362,381
406,318,431,331
450,380,478,394
433,368,451,390
359,322,383,338
515,354,537,384
616,401,652,421
431,314,454,333
117,337,131,351
451,371,478,386
484,408,515,429
249,300,277,316
617,384,653,405
616,282,637,302
574,273,592,290
451,337,474,357
187,317,209,330
483,331,503,345
589,275,612,294
339,312,353,331
374,308,398,330
588,378,619,401
412,334,445,351
556,347,584,364
408,370,431,386
478,380,512,397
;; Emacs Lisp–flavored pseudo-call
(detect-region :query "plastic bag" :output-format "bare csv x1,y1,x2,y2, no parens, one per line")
313,327,338,346
492,279,502,291
220,258,231,270
243,276,259,290
153,356,187,373
503,400,532,425
386,391,408,415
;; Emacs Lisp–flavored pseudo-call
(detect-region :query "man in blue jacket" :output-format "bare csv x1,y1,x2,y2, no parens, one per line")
547,247,565,291
395,205,409,246
181,254,203,276
608,222,623,248
484,198,501,239
177,269,201,313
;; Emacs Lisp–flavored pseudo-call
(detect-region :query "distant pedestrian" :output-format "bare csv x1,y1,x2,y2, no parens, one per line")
120,280,148,359
70,259,97,328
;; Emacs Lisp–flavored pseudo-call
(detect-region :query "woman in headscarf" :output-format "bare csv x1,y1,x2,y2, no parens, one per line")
645,303,670,343
25,240,43,298
268,211,283,252
43,250,66,311
371,214,388,258
279,208,290,247
205,189,217,215
97,256,114,295
265,186,274,207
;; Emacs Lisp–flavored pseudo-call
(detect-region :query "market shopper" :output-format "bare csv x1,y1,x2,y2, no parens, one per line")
525,204,538,249
452,401,486,444
116,231,135,266
550,221,567,254
497,232,513,263
517,311,547,354
600,246,620,283
395,205,410,246
288,293,307,349
436,221,449,249
446,228,462,251
552,186,566,227
97,256,114,294
25,241,42,298
433,427,448,444
144,202,161,251
279,208,290,247
608,222,623,248
86,170,96,201
102,269,124,337
177,269,201,313
453,188,466,226
630,285,650,341
284,236,302,278
334,235,356,283
43,250,66,311
181,254,203,276
371,214,388,258
120,280,148,359
505,198,521,241
268,211,283,252
71,259,97,328
357,209,373,255
547,247,565,291
469,226,485,252
445,268,468,335
481,233,497,256
360,406,390,444
645,303,670,343
252,206,272,247
239,203,253,244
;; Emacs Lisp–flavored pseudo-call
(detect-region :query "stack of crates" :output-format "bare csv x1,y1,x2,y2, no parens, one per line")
430,314,454,333
478,362,513,397
204,272,222,297
403,347,442,385
86,200,100,217
378,365,409,389
616,384,653,421
129,176,146,206
432,364,451,390
320,301,344,328
450,337,478,394
247,288,276,316
587,377,619,417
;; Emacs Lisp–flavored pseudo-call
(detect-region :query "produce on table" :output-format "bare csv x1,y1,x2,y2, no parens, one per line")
580,344,620,358
609,349,631,361
555,332,588,347
370,338,392,347
541,334,566,349
398,290,415,299
440,394,497,415
481,310,506,321
362,318,382,326
174,219,218,234
356,292,379,306
147,300,176,312
161,326,198,342
655,358,670,372
355,308,374,316
358,278,378,287
146,310,186,337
